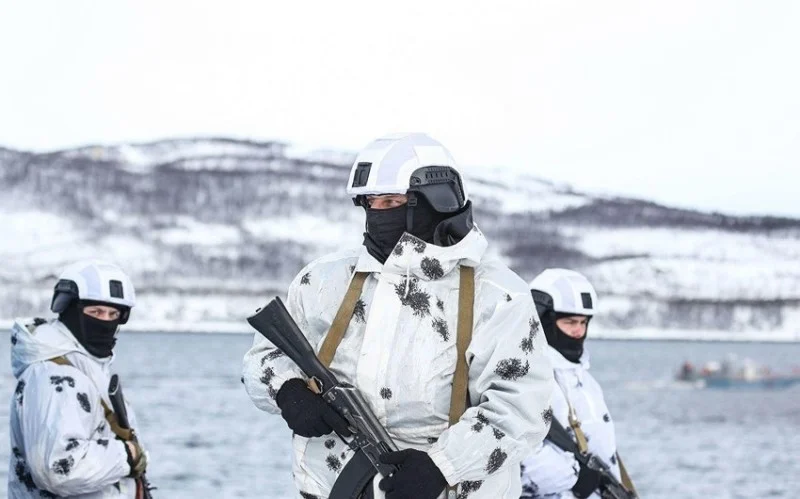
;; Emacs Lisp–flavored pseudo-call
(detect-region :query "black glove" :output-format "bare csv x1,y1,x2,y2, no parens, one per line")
571,463,602,499
378,449,448,499
275,378,353,438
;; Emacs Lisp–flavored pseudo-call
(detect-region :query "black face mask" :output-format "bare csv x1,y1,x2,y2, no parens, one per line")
542,312,590,364
59,302,120,358
362,196,473,264
363,203,408,264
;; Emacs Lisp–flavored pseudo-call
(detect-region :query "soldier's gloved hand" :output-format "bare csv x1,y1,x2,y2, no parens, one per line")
571,462,602,499
275,378,353,438
124,440,148,478
378,449,448,499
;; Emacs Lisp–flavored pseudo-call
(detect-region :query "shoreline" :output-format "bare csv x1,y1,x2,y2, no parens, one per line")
2,319,798,343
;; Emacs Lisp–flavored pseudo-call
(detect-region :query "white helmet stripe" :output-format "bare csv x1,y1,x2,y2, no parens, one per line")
414,145,452,167
553,277,577,311
373,146,416,186
79,265,104,299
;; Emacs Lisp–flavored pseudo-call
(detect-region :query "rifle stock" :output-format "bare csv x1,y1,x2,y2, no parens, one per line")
108,375,130,429
247,298,338,391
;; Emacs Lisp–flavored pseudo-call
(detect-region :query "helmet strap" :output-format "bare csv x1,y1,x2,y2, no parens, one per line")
405,192,417,233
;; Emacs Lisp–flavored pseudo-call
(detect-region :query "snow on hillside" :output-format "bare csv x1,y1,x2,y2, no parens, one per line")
62,138,286,173
242,215,363,248
467,167,592,214
2,137,800,339
564,227,800,300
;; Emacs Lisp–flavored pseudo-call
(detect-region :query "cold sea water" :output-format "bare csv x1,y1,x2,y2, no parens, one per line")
1,332,798,499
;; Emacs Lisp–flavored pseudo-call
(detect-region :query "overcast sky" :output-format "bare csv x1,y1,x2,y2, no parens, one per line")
1,1,798,217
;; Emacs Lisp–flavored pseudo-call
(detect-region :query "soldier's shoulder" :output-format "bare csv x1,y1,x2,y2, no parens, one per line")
291,247,362,288
474,255,532,299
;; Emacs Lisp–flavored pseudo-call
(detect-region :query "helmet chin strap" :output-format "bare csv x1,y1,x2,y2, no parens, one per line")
405,192,417,233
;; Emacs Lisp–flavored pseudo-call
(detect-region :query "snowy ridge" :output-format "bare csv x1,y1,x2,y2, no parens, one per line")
61,137,287,173
467,167,592,214
2,137,799,339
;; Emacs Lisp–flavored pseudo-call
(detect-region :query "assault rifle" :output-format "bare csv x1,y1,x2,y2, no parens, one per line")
547,418,636,499
108,375,155,499
247,297,399,499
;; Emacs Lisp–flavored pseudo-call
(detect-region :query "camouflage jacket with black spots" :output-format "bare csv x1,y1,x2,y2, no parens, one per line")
243,227,555,499
9,319,139,498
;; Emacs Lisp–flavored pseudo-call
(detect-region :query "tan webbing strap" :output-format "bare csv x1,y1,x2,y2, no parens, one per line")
567,403,590,455
446,266,475,499
556,378,636,496
617,454,638,496
448,266,474,426
48,356,133,441
48,355,72,366
553,379,590,455
316,271,369,369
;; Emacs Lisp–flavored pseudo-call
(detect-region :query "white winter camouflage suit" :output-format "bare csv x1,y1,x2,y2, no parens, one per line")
520,346,621,499
8,319,140,498
243,227,554,499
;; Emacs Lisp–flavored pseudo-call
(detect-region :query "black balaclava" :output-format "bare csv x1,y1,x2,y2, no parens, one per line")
362,195,468,264
542,311,591,364
363,203,409,264
59,301,121,358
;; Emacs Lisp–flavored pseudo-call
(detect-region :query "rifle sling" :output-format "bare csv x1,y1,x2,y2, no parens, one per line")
449,266,474,426
553,379,590,454
617,455,638,497
48,356,134,441
445,266,475,498
567,402,590,455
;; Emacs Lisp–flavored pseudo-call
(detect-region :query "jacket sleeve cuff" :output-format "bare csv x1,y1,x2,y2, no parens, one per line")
427,446,459,486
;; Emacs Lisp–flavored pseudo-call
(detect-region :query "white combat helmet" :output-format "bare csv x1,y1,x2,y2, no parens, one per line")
529,268,598,317
50,260,136,324
346,133,469,213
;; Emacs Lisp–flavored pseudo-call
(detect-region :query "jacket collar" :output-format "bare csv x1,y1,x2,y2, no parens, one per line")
11,318,114,378
354,226,488,280
546,344,591,371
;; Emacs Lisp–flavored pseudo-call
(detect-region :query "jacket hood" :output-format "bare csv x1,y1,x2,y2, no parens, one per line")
546,344,591,371
10,318,99,378
356,225,488,281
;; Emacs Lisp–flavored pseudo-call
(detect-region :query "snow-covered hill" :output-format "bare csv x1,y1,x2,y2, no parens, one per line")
2,138,799,338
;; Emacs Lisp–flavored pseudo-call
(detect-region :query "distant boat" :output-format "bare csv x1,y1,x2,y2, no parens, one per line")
676,355,800,390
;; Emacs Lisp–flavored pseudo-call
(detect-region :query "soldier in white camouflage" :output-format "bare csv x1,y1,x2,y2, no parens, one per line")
243,133,555,499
